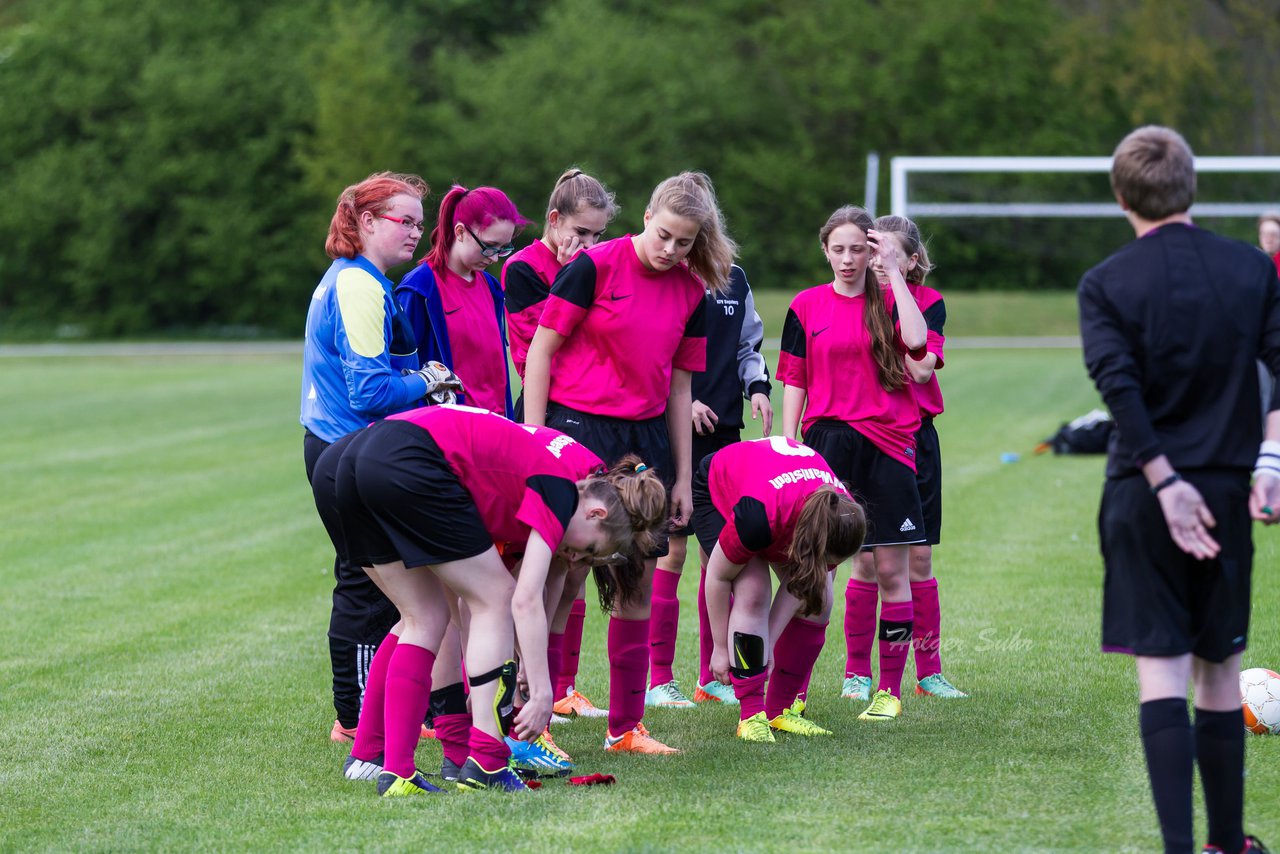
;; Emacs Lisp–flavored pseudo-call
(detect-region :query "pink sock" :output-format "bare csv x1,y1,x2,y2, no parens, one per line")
607,616,649,736
766,618,827,718
547,632,565,699
433,712,470,768
350,632,397,761
731,671,767,720
383,642,435,778
557,598,586,697
697,567,713,685
911,578,942,680
648,569,681,688
844,579,878,678
467,726,511,772
877,600,914,698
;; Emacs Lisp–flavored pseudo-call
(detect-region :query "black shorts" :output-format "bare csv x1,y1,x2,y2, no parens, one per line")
803,420,926,549
334,420,493,568
546,401,674,557
311,430,359,562
672,428,740,537
1099,470,1253,662
915,418,942,546
690,453,725,554
308,430,400,628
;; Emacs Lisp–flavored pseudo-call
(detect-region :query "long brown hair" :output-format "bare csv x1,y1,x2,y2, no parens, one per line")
580,454,667,611
820,205,906,391
785,486,865,616
647,172,737,295
325,172,428,260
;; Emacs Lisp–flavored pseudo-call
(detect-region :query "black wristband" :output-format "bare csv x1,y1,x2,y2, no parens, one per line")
1150,473,1183,495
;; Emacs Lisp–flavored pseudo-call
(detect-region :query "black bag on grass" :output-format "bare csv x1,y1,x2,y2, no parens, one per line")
1038,408,1114,455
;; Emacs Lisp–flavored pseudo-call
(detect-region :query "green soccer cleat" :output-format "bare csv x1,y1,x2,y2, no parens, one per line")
645,679,696,708
456,757,530,792
375,770,444,797
735,711,776,743
769,707,832,736
694,680,739,705
858,689,903,721
916,673,969,698
842,675,872,702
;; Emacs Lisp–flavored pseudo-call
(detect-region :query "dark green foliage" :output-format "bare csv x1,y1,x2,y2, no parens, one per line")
0,0,1275,336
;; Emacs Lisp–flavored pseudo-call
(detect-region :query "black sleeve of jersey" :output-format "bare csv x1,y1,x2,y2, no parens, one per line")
548,252,598,310
732,496,773,553
779,308,807,359
526,473,580,532
684,291,707,339
504,261,551,314
922,299,946,336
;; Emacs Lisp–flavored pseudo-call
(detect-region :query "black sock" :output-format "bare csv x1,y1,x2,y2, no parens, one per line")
1140,698,1194,854
1196,707,1246,854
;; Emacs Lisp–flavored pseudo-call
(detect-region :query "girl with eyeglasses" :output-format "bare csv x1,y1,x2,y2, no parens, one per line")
503,168,619,724
300,171,437,745
522,171,737,755
397,184,529,418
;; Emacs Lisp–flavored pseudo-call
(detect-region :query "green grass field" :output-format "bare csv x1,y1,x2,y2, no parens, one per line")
2,342,1277,851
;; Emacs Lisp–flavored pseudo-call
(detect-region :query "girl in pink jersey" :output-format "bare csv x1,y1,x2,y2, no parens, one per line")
313,405,663,794
850,215,968,700
778,205,927,722
397,185,530,417
503,169,619,720
696,437,865,741
523,171,737,754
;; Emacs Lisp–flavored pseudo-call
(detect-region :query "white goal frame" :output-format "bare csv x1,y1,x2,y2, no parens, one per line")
888,156,1280,219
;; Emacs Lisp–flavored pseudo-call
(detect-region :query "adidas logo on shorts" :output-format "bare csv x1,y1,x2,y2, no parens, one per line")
899,518,917,533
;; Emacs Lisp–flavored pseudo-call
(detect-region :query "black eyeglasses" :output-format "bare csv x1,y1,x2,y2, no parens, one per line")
464,224,515,259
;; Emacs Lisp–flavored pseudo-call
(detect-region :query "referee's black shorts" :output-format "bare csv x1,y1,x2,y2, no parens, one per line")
803,420,926,549
546,401,674,557
914,417,942,546
1099,469,1253,662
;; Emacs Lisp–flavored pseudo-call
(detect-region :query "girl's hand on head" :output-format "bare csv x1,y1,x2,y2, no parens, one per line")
867,229,900,270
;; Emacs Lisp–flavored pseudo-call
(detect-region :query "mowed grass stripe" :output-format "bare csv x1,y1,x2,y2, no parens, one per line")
1,350,1277,852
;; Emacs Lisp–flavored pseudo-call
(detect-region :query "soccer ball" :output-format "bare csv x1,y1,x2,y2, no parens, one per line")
1240,667,1280,734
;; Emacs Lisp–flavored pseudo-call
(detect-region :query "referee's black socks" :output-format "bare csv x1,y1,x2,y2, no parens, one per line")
1195,707,1246,854
1139,698,1193,854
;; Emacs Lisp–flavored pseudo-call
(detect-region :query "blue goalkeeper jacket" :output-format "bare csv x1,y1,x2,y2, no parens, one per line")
300,255,427,443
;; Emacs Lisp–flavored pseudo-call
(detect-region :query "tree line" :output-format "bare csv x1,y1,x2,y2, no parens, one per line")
1,0,1276,337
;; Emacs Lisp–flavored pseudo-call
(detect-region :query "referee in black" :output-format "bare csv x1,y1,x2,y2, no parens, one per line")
1080,125,1280,854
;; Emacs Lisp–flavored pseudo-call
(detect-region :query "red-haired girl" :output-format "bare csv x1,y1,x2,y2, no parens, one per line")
397,185,530,418
300,171,433,743
778,205,928,722
697,437,865,741
523,171,737,754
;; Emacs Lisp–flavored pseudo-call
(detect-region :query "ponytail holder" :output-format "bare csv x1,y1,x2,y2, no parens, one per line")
635,464,649,473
